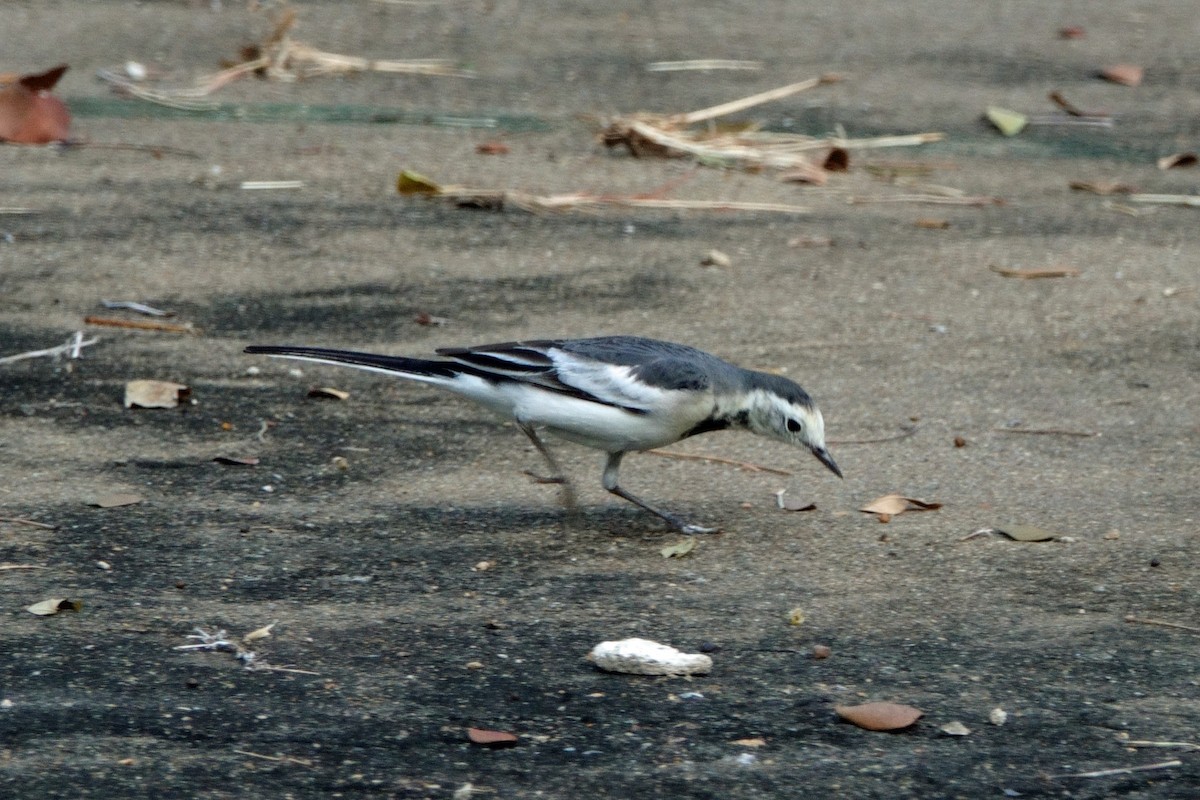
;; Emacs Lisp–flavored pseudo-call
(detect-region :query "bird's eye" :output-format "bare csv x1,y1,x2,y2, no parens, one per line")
786,418,803,433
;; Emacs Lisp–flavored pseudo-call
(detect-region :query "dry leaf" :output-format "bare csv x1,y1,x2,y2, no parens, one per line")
700,249,732,268
91,493,144,508
0,64,71,144
1099,64,1143,87
475,141,510,155
914,218,950,229
466,728,518,747
307,387,349,400
985,106,1027,137
835,702,923,731
242,622,276,642
774,490,816,511
660,537,697,559
1157,152,1197,170
124,380,191,409
787,607,806,626
822,147,850,172
860,493,942,518
212,455,260,466
414,311,450,326
396,170,443,195
779,163,829,185
1069,180,1136,196
27,598,82,616
1058,26,1086,39
996,524,1059,542
731,737,767,748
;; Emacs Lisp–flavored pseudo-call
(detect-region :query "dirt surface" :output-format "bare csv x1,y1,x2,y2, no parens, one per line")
2,2,1198,798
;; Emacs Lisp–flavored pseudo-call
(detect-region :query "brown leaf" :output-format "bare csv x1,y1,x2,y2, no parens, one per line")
1099,64,1143,87
467,728,518,747
212,456,260,467
835,702,923,731
18,64,69,92
414,311,450,326
475,141,510,155
1058,26,1086,39
1157,152,1197,170
124,380,191,409
822,147,850,172
0,64,71,144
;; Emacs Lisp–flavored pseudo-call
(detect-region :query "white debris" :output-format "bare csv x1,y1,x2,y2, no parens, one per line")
587,637,712,675
989,707,1009,726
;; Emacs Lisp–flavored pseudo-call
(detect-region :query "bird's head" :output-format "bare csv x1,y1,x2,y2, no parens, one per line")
744,376,842,478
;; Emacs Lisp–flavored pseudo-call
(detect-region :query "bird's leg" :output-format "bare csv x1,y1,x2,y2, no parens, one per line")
518,423,577,510
602,452,719,535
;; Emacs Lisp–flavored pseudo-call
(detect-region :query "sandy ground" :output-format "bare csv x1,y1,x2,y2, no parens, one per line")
1,2,1198,798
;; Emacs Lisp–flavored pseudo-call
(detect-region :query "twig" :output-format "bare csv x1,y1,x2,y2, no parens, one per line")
989,265,1082,279
84,316,197,334
0,517,58,530
233,750,314,767
829,426,918,445
0,332,99,365
0,563,47,571
1124,615,1200,634
995,427,1099,438
647,449,792,476
0,207,38,215
1045,759,1181,779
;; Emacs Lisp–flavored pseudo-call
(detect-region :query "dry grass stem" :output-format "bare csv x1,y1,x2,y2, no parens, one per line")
995,427,1099,437
646,60,764,72
0,331,98,364
1124,615,1200,634
646,449,793,476
1045,759,1182,779
100,4,470,109
601,77,942,173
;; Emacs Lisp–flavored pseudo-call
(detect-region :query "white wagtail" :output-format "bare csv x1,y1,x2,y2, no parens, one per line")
245,336,841,533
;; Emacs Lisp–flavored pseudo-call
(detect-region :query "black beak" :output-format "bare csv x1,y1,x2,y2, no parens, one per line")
812,447,842,478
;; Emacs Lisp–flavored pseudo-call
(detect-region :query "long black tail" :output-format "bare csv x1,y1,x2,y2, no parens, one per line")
243,345,459,380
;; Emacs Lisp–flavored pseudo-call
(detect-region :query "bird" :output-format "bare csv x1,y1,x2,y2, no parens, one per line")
244,335,841,533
